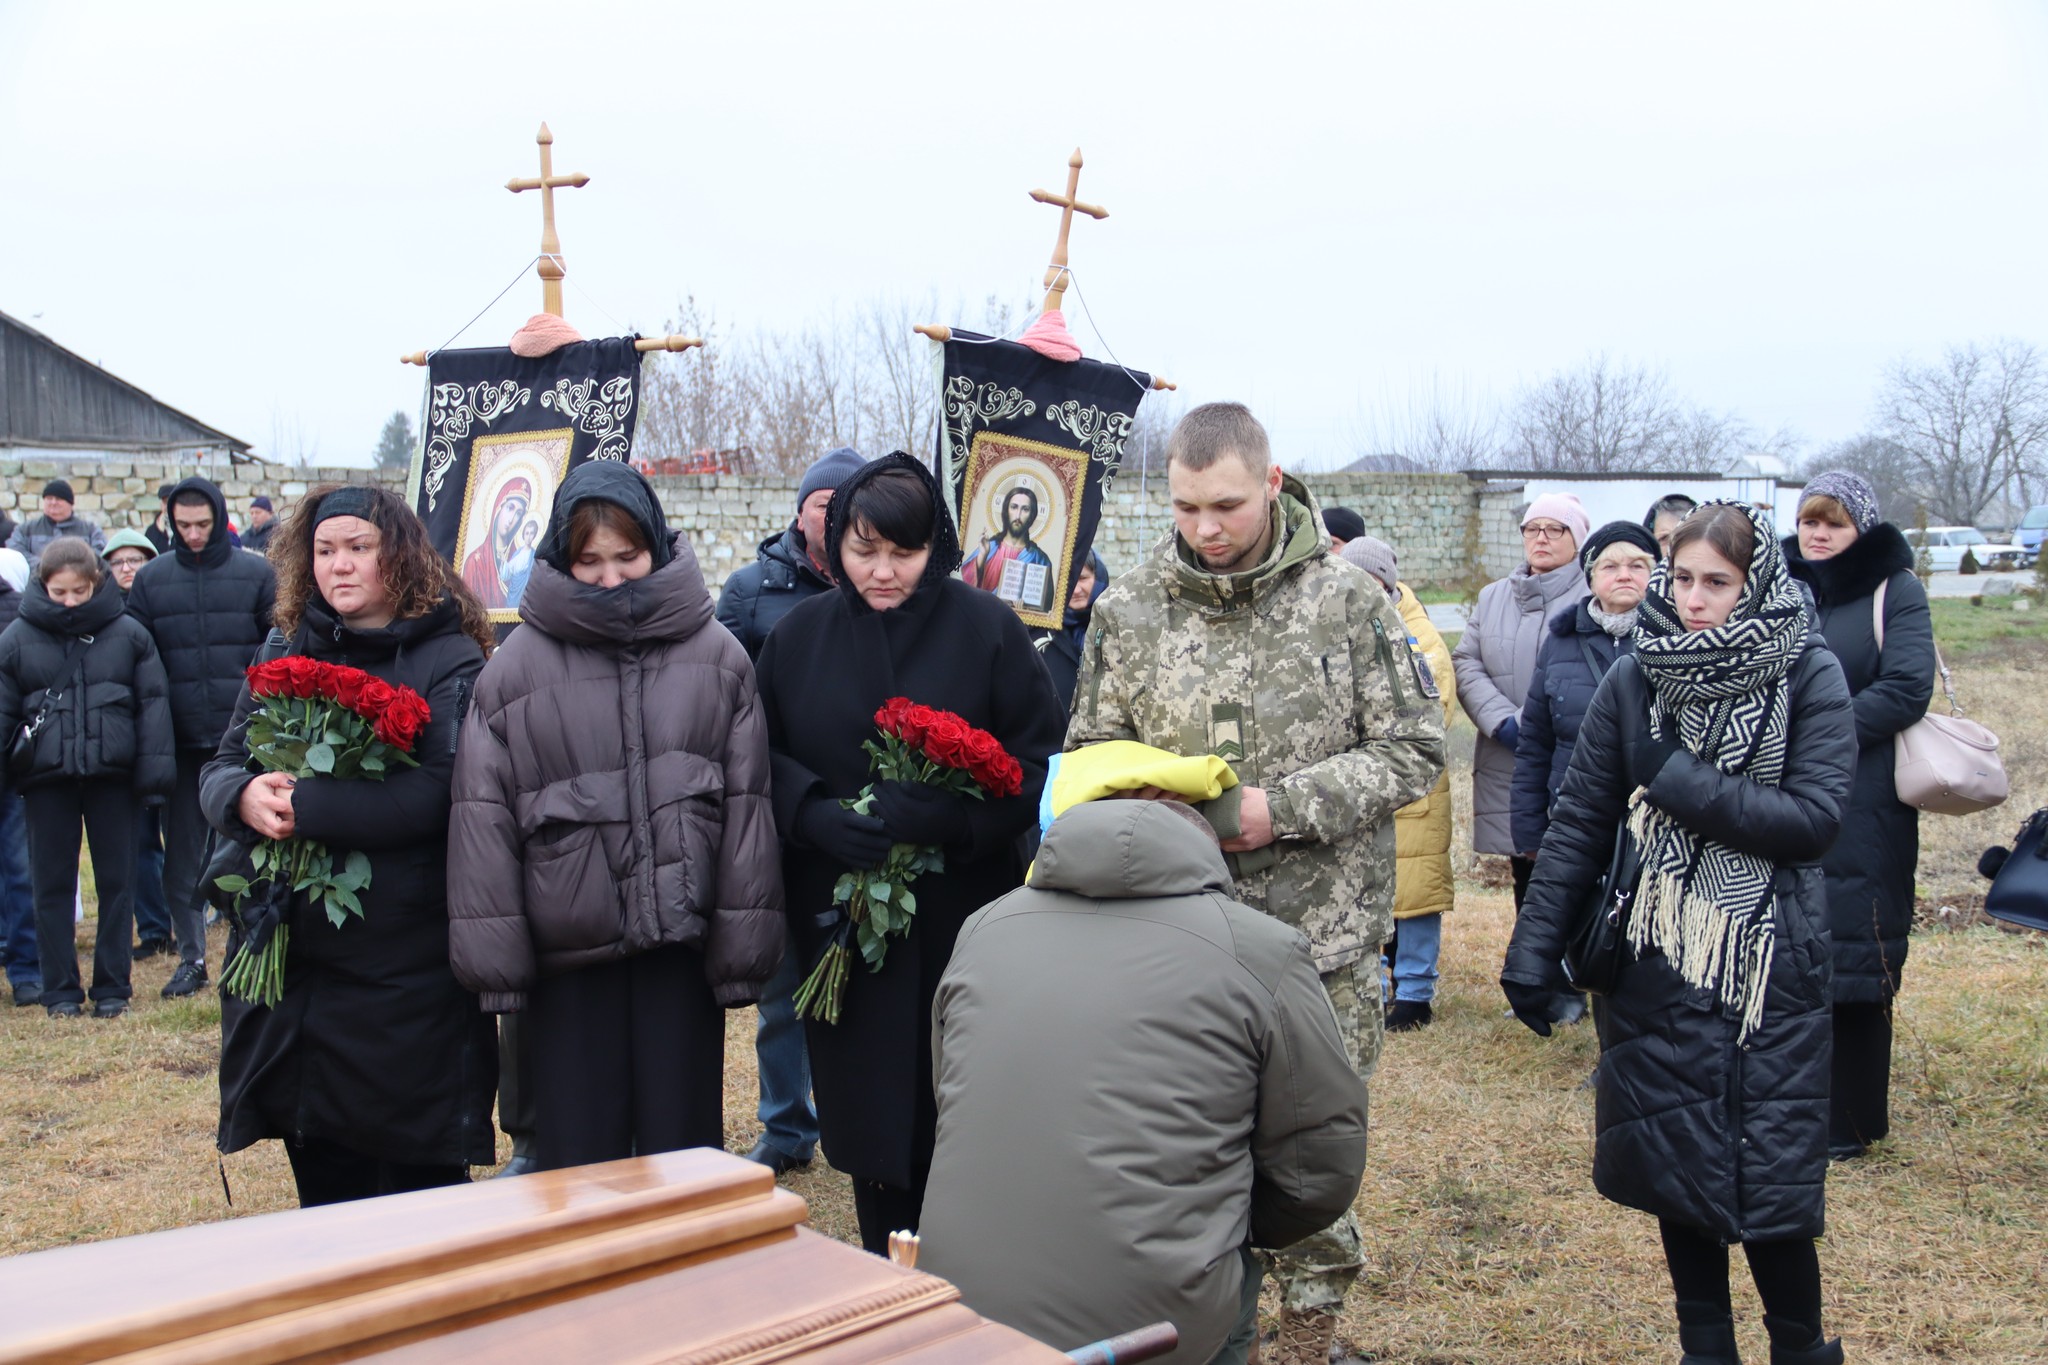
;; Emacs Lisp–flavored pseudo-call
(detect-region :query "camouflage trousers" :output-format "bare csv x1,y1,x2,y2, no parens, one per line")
1263,957,1381,1313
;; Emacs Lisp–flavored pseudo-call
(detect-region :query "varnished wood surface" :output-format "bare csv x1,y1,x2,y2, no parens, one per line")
0,1149,1063,1364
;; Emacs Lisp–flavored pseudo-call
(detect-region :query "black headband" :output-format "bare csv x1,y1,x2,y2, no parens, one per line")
314,487,379,526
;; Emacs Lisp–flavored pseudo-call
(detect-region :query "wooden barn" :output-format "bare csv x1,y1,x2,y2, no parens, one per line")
0,309,250,463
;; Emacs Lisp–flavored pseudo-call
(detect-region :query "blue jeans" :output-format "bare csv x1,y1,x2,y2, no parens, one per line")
753,940,818,1160
0,793,35,989
134,808,172,945
1386,913,1442,1004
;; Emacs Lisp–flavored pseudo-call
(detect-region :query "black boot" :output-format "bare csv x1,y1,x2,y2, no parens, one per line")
1763,1315,1843,1364
1677,1312,1742,1364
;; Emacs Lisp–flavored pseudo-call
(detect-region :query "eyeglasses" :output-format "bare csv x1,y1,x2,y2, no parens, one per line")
1521,522,1571,541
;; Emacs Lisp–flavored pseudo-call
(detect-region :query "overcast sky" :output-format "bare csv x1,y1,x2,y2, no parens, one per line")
6,0,2047,472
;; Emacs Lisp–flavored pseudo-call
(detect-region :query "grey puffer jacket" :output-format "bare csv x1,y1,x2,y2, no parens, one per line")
920,800,1369,1364
1452,560,1586,854
447,533,785,1011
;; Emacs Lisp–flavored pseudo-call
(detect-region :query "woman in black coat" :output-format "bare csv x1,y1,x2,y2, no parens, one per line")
1030,548,1108,713
1510,521,1659,1020
200,486,499,1207
1782,471,1934,1162
0,540,174,1017
1502,504,1856,1365
756,453,1064,1253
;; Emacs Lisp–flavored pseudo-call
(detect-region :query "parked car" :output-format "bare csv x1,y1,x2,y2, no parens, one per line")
2016,505,2048,567
1904,526,2029,572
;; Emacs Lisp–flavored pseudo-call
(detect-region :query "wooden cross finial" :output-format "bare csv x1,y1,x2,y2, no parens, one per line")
1028,147,1108,314
506,121,590,318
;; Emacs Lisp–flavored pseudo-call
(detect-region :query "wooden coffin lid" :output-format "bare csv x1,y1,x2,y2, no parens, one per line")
0,1148,1064,1364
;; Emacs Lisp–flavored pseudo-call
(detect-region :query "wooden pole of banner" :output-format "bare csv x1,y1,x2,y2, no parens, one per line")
398,123,703,365
915,149,1175,390
507,122,588,319
1029,148,1107,316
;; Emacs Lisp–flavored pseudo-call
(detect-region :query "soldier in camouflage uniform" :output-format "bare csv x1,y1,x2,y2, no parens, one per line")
1067,402,1446,1365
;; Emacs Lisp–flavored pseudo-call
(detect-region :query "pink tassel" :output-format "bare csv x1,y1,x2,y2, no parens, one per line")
509,313,586,358
1017,309,1083,363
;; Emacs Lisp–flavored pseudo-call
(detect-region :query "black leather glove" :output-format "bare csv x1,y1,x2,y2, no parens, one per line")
1501,978,1555,1038
1495,716,1520,750
870,780,971,848
1629,730,1682,790
796,799,895,869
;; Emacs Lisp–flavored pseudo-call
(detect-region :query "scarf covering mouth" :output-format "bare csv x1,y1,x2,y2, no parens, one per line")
1626,501,1810,1039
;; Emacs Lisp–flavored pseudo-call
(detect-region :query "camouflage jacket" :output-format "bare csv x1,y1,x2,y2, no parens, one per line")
1068,476,1447,970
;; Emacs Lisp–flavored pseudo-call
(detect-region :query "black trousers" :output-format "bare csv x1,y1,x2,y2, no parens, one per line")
286,1135,469,1208
528,943,725,1171
497,1010,537,1156
27,781,138,1005
852,1169,930,1257
160,750,213,969
1831,1000,1893,1148
1660,1219,1823,1340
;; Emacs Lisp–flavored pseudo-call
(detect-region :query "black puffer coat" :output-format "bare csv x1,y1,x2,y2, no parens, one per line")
756,453,1065,1189
201,594,496,1167
0,576,175,795
1503,645,1856,1242
126,477,277,752
714,526,835,660
1510,600,1632,855
1783,524,1933,1003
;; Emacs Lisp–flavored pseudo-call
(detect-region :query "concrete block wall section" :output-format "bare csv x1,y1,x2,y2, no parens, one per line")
1,460,1523,593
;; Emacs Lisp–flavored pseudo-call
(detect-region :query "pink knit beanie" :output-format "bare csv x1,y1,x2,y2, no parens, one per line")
1521,492,1590,550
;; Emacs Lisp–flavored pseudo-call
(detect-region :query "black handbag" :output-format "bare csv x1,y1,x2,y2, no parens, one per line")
1563,825,1641,995
1561,656,1650,995
7,635,92,782
1983,807,2048,933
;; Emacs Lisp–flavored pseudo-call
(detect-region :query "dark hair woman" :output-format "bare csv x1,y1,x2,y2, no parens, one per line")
755,452,1065,1253
1030,547,1109,712
1501,503,1856,1365
0,539,173,1018
1781,470,1934,1162
447,461,783,1171
199,485,498,1207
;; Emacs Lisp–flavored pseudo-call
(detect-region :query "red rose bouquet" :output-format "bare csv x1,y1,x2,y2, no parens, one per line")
214,657,430,1006
791,697,1024,1024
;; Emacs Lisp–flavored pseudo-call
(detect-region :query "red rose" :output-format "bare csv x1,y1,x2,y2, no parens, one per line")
920,713,974,770
372,688,431,751
326,667,371,714
875,697,921,744
284,656,325,699
246,659,294,698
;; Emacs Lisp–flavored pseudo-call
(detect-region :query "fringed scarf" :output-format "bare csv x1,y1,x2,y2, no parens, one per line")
1625,502,1810,1038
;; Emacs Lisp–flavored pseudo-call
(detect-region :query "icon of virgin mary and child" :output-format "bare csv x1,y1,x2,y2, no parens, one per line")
462,476,544,611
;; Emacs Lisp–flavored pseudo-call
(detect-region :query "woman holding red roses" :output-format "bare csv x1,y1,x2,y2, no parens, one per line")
756,452,1065,1252
199,486,500,1207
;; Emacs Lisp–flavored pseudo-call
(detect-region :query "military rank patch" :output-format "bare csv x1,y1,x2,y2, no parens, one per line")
1210,702,1246,763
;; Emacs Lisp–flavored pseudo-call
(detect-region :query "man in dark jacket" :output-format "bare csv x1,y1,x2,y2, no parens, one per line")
143,484,176,556
7,481,106,558
714,443,862,1175
241,496,277,553
921,798,1369,1364
126,476,277,996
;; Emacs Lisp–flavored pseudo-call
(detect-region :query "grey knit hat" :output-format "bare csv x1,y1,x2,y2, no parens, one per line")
1801,470,1880,533
797,447,866,512
1340,535,1399,593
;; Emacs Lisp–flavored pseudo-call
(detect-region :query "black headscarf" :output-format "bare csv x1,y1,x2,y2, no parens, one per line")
536,461,675,575
823,452,962,610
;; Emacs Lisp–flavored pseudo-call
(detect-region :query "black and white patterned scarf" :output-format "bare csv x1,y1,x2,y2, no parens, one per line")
1626,502,1810,1037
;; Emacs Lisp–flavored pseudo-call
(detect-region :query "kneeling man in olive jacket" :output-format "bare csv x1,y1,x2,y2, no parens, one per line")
919,799,1369,1364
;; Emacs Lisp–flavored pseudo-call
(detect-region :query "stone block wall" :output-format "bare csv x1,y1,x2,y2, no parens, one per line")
0,459,1526,593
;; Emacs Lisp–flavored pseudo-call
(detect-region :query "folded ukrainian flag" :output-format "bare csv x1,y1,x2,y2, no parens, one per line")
1039,741,1240,834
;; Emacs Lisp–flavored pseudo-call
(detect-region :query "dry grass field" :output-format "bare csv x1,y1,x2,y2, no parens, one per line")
1,602,2043,1362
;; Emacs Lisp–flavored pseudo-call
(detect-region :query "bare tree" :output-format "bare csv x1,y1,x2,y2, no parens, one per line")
1349,374,1502,472
1877,339,2048,524
1501,355,1756,473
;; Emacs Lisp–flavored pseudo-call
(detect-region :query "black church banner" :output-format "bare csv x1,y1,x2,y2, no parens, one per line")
935,333,1150,631
409,337,642,624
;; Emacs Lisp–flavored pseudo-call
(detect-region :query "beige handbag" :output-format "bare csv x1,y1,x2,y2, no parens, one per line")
1874,578,2009,815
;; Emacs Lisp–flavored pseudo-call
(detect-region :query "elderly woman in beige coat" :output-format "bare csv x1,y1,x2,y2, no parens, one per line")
1451,494,1588,1024
1342,537,1457,1031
